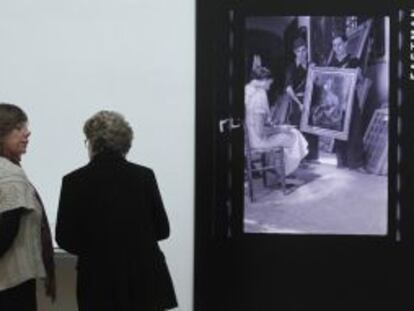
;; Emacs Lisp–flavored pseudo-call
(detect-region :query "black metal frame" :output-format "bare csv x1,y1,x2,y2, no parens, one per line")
195,0,412,310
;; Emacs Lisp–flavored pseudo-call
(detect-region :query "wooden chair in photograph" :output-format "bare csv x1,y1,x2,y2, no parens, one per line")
244,125,286,202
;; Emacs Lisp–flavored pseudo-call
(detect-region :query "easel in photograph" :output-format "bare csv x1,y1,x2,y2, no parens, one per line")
363,107,388,175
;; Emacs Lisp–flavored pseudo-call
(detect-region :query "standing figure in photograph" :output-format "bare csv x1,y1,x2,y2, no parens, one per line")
0,103,55,310
245,66,308,176
283,37,319,162
55,111,178,311
328,32,365,169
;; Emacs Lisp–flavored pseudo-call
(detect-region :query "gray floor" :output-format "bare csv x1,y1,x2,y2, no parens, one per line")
244,152,388,235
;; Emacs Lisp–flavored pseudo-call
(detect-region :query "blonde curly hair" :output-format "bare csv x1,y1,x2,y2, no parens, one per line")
83,111,133,156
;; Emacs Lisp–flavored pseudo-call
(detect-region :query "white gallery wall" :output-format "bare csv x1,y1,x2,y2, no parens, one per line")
0,1,194,310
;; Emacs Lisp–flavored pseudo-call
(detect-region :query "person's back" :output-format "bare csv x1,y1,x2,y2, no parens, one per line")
55,111,177,311
59,154,167,253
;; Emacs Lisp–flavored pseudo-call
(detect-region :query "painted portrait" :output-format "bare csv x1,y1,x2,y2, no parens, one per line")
301,66,359,140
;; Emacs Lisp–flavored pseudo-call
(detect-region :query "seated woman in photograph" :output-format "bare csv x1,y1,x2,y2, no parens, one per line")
245,66,309,176
311,78,343,131
55,111,178,311
0,103,55,310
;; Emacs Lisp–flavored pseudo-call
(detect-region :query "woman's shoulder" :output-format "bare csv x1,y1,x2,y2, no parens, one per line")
0,157,26,182
62,163,90,182
124,161,154,177
246,83,267,103
62,159,156,186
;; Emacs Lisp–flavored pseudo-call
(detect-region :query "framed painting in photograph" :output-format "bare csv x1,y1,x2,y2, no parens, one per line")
346,18,373,59
363,107,388,175
300,66,359,140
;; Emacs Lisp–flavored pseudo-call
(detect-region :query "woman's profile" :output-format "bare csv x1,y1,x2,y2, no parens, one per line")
0,103,55,310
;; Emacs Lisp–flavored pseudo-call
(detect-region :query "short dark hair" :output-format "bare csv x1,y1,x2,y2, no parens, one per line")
293,37,307,51
332,31,348,42
250,66,272,81
0,103,28,155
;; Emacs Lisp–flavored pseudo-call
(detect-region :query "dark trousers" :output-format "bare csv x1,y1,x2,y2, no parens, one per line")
304,133,319,160
334,100,365,169
0,279,37,311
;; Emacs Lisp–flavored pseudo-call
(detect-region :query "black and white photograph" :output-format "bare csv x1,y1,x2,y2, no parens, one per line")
243,15,390,236
196,1,411,309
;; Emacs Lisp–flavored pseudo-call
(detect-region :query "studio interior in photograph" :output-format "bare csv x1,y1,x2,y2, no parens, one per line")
243,15,389,236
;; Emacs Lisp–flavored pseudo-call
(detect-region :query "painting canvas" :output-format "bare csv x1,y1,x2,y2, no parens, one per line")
363,108,388,175
346,18,373,60
300,66,359,140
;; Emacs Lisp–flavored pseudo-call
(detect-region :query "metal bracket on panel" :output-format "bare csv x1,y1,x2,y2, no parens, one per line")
219,117,242,133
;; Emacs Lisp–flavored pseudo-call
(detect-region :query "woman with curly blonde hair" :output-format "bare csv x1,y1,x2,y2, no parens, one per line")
56,110,178,311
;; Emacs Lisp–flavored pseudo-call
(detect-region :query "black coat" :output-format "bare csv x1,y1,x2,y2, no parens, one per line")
55,151,178,311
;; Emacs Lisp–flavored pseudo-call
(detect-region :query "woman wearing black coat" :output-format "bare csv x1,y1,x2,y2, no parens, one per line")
55,110,178,311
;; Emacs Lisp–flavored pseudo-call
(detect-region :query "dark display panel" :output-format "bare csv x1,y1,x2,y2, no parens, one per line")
195,1,413,310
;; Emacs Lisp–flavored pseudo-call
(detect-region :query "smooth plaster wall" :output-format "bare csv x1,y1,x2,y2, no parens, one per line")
0,1,194,310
